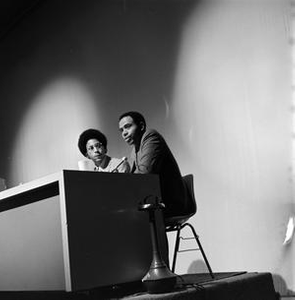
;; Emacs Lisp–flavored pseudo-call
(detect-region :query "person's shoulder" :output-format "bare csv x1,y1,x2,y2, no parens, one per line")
109,157,130,173
109,157,121,164
113,157,130,173
145,128,159,135
121,160,131,173
144,128,163,139
143,128,166,143
108,157,121,169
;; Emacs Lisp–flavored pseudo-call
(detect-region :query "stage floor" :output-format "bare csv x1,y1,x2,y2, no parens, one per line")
0,272,278,300
121,272,278,300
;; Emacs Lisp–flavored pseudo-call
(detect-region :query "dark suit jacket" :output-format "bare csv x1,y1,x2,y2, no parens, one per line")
130,129,186,218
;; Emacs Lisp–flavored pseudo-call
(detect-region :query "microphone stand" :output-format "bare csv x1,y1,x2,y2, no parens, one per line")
138,196,177,294
111,157,127,173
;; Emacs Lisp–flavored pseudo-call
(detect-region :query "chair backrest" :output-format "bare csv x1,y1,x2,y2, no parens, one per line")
182,174,197,218
164,174,197,227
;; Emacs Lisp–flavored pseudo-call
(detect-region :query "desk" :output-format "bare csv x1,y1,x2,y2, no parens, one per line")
0,170,161,292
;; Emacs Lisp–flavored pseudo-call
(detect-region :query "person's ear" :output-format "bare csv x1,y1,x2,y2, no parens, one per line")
139,122,145,132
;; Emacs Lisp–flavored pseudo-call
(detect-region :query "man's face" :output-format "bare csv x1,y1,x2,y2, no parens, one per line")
86,138,107,164
119,116,143,147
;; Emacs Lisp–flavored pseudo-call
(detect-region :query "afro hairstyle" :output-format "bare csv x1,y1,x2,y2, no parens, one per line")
78,129,107,157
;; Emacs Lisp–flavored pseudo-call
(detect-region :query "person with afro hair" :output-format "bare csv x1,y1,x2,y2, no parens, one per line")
78,129,130,173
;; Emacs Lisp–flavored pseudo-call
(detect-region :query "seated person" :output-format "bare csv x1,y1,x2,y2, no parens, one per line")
118,111,186,220
78,129,130,173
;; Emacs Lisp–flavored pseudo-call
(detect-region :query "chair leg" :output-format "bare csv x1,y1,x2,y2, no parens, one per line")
185,223,214,279
171,226,181,272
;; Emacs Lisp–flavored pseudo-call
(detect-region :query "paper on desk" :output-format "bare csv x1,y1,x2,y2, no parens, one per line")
283,216,295,245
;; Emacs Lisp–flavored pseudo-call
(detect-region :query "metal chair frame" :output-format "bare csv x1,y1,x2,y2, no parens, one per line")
166,174,214,278
169,222,214,277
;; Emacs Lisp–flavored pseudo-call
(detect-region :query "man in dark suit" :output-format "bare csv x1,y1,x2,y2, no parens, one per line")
118,111,186,220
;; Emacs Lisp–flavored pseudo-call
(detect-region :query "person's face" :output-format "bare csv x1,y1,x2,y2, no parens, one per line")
119,116,144,147
86,138,107,164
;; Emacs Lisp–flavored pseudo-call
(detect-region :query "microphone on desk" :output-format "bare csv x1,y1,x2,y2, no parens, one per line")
111,157,127,173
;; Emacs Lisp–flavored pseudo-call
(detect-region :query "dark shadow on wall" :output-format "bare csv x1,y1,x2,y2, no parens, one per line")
0,0,201,180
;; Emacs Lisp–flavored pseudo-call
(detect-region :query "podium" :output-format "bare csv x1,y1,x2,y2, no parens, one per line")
0,170,161,291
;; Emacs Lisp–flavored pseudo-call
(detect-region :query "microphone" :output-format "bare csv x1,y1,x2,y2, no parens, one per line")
111,157,127,173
